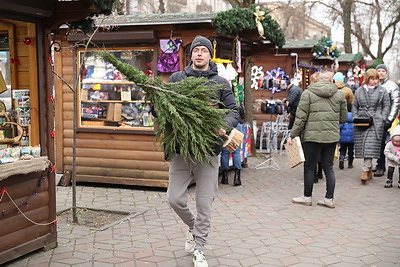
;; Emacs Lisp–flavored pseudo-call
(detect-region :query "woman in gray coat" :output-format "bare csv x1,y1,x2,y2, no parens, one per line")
353,69,390,183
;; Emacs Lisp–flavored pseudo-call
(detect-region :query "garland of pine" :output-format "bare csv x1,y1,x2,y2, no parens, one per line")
213,4,285,48
67,0,116,33
313,36,341,59
99,52,229,163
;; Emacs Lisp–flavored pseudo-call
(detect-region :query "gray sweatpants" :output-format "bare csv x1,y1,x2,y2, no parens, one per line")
167,154,219,250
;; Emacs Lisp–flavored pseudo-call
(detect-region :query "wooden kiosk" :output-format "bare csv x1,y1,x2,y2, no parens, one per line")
0,1,107,264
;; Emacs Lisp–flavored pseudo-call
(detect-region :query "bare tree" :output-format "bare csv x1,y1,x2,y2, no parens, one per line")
302,0,400,61
226,0,256,8
352,0,400,61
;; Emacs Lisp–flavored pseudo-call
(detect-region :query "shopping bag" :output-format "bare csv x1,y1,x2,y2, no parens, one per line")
284,136,305,168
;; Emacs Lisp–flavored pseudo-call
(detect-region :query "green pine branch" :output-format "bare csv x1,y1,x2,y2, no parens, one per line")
98,51,228,163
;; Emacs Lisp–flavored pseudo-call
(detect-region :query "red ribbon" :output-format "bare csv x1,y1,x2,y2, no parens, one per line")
10,58,19,64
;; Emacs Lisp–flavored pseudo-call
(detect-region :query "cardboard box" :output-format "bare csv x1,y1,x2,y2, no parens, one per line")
106,103,115,121
106,103,122,121
113,103,122,121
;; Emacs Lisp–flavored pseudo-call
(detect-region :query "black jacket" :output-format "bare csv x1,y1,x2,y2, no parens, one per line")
286,84,303,116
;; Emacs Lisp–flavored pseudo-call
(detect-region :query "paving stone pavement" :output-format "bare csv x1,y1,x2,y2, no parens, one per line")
5,153,400,267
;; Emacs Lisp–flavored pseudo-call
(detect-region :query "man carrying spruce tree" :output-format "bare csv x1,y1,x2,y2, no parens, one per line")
166,35,240,267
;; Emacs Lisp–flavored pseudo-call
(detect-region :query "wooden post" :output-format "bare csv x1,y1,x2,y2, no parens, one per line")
244,56,256,155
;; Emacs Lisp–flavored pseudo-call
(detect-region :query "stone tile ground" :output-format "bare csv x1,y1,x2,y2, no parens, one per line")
6,153,400,267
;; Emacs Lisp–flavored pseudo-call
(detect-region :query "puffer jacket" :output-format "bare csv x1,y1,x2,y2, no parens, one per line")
384,125,400,167
352,85,390,158
339,112,354,143
381,77,400,123
335,80,354,104
290,80,348,143
167,61,241,155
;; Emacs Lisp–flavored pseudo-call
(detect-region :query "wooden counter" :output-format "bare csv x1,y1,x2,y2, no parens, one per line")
0,157,57,265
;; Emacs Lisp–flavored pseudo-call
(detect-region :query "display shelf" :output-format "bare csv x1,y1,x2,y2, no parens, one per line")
78,48,154,131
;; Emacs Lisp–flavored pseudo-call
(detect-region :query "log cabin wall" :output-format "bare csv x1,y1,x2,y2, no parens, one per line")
54,37,170,188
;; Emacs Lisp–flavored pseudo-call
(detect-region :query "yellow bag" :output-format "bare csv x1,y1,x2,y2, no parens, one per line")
333,144,339,161
389,117,399,135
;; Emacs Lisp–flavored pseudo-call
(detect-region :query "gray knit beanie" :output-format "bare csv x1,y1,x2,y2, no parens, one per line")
376,64,388,72
190,35,213,57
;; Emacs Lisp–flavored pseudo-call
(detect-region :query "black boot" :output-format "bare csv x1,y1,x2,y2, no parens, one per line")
221,170,228,184
348,159,353,169
233,169,241,186
339,159,344,169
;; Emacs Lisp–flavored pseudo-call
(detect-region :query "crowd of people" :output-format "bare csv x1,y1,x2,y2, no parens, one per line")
287,64,400,211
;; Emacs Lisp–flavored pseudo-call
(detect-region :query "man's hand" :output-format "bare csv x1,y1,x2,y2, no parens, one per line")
287,137,293,145
217,128,226,136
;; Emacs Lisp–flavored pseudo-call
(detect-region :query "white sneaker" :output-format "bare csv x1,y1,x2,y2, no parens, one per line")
317,198,335,208
185,229,195,253
193,249,208,267
292,195,312,206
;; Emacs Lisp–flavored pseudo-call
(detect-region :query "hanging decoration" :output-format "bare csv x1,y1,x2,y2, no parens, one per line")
253,6,266,39
23,37,31,45
235,37,242,73
262,67,287,94
251,65,263,90
213,4,285,47
157,38,182,73
313,36,341,59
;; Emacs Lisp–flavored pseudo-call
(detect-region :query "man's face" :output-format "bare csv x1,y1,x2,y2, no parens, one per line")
377,69,387,80
191,45,211,71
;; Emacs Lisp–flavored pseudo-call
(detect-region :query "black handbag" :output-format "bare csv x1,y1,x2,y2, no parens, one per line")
353,116,373,127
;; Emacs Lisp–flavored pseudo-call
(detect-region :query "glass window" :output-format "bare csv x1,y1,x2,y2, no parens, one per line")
78,48,155,131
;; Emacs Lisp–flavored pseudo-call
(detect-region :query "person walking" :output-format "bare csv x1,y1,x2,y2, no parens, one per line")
165,35,240,267
284,79,303,129
287,69,348,209
353,69,390,184
333,71,354,111
220,123,244,186
338,110,354,169
383,125,400,188
374,64,400,177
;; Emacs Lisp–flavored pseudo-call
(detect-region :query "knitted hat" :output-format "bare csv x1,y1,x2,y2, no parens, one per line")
391,125,400,138
333,72,345,82
376,64,388,72
190,35,213,57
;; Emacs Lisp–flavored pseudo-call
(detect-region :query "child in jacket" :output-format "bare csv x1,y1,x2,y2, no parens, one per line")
383,125,400,188
339,111,354,169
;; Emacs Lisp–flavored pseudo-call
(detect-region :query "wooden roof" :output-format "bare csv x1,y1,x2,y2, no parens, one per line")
98,11,217,26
